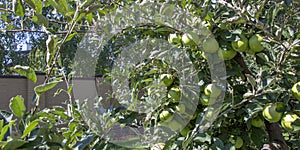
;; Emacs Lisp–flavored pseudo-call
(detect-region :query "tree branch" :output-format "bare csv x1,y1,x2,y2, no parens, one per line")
233,52,252,76
261,121,288,150
1,29,96,34
0,8,14,13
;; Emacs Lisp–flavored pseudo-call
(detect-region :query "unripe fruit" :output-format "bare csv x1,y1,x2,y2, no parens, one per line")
249,34,264,52
204,107,215,120
291,82,300,101
262,103,283,123
281,113,300,132
159,110,173,122
231,34,248,52
175,103,186,113
235,136,244,149
182,32,199,46
199,94,216,106
204,84,222,98
251,116,264,128
229,136,244,149
218,48,237,60
168,87,181,102
199,95,209,106
202,38,219,53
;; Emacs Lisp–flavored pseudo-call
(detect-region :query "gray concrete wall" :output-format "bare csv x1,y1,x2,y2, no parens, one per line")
0,73,114,112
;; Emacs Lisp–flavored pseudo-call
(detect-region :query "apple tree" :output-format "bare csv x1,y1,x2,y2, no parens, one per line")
0,0,300,149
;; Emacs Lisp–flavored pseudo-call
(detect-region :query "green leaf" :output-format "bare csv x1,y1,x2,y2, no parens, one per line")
48,0,68,16
245,74,256,90
193,133,211,144
54,88,63,97
3,139,27,150
86,12,93,23
46,35,57,66
22,119,40,138
74,134,94,150
15,0,25,17
275,102,285,112
76,12,86,22
12,65,37,83
24,0,43,14
31,14,49,27
9,96,26,118
34,80,62,95
0,120,15,141
68,84,73,95
24,0,35,10
65,32,77,42
58,0,70,13
256,52,269,65
33,0,43,14
211,137,224,149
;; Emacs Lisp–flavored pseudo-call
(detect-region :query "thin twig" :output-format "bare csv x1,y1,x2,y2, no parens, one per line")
44,5,80,83
0,8,14,13
1,29,96,34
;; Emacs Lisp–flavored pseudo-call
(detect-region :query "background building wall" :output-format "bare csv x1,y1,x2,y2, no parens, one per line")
0,73,113,112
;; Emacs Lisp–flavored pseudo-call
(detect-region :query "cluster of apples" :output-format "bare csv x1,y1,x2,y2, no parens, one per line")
157,76,224,136
168,32,265,60
255,82,300,133
157,73,188,134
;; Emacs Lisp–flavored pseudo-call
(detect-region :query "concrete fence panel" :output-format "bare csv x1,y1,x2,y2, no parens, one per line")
0,72,112,112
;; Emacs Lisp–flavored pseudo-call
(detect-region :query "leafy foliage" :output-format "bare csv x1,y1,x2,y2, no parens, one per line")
0,0,300,149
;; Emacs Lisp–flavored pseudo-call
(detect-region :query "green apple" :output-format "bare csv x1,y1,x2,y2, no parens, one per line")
168,87,181,102
229,136,243,149
168,33,181,45
262,103,283,123
200,94,216,106
190,111,198,120
231,34,248,52
175,103,186,113
181,32,199,46
218,48,237,60
251,115,264,128
204,84,222,98
204,107,215,120
200,94,209,106
160,74,173,87
235,136,244,149
291,82,300,101
202,38,219,53
249,34,264,52
159,110,173,122
281,113,300,132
